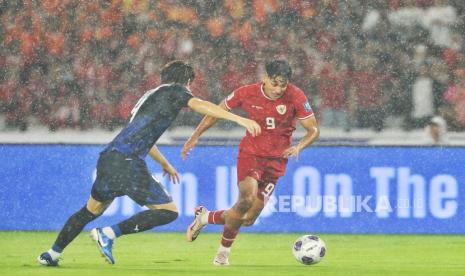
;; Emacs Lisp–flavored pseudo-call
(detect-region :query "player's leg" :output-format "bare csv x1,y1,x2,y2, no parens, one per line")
92,203,178,265
204,181,273,232
188,153,261,264
242,197,265,227
92,163,178,264
186,205,225,242
243,181,276,226
101,202,178,239
187,153,261,242
224,175,258,227
38,196,112,266
187,181,268,240
192,182,270,265
212,158,281,265
213,176,258,265
90,201,178,265
187,188,263,241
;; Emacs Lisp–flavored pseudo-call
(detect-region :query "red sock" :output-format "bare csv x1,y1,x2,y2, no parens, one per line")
221,226,239,247
208,210,225,225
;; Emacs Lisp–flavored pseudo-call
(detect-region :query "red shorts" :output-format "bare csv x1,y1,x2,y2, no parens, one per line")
237,150,288,201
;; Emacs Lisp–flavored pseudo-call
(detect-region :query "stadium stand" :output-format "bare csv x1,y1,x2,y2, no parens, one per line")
1,0,465,134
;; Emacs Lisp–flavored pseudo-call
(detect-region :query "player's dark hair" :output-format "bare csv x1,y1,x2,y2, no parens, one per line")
161,60,195,85
265,59,292,80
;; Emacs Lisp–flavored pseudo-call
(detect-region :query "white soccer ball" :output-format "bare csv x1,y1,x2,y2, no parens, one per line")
292,234,326,265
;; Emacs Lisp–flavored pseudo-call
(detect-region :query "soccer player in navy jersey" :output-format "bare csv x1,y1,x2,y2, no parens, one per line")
37,60,261,266
182,59,320,265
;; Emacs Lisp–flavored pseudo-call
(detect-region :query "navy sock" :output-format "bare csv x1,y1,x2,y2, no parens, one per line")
110,225,122,238
51,244,63,253
53,206,99,251
116,209,178,236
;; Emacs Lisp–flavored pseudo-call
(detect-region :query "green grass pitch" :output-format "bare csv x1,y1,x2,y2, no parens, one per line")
1,231,464,275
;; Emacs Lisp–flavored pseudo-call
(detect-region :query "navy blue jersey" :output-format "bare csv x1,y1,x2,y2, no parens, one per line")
103,83,193,159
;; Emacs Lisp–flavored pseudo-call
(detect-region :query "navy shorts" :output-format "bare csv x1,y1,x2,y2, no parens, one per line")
91,150,172,206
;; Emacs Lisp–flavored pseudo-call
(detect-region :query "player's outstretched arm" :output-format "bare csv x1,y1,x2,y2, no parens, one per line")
183,98,260,160
149,145,180,184
187,98,261,136
282,116,320,160
181,108,219,160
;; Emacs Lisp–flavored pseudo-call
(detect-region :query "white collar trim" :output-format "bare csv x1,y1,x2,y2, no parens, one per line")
260,83,274,100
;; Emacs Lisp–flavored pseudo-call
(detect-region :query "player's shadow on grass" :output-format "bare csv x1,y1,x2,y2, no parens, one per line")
152,259,186,264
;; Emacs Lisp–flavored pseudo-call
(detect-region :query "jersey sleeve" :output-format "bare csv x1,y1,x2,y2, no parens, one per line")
294,90,314,120
224,87,246,110
175,84,194,107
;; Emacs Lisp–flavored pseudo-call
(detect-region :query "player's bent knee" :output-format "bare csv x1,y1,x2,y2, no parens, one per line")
242,218,257,227
242,212,261,226
86,196,112,215
146,202,178,213
86,206,100,216
236,195,255,214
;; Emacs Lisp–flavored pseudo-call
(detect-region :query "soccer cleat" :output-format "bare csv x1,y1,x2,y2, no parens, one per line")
90,228,115,264
186,206,208,242
213,249,230,266
37,252,59,266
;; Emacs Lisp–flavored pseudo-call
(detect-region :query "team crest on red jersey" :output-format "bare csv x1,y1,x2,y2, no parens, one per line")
276,104,287,115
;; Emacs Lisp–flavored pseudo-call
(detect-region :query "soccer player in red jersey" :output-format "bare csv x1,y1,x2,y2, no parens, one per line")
182,59,320,265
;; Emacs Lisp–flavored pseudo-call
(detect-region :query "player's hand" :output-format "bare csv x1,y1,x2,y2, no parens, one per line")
162,163,180,184
181,136,199,160
282,145,302,161
239,118,261,137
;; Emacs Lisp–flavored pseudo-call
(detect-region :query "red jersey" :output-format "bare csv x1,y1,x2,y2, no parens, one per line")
225,82,313,157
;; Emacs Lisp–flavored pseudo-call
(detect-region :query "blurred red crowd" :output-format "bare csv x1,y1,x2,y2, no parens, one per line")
1,0,464,131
